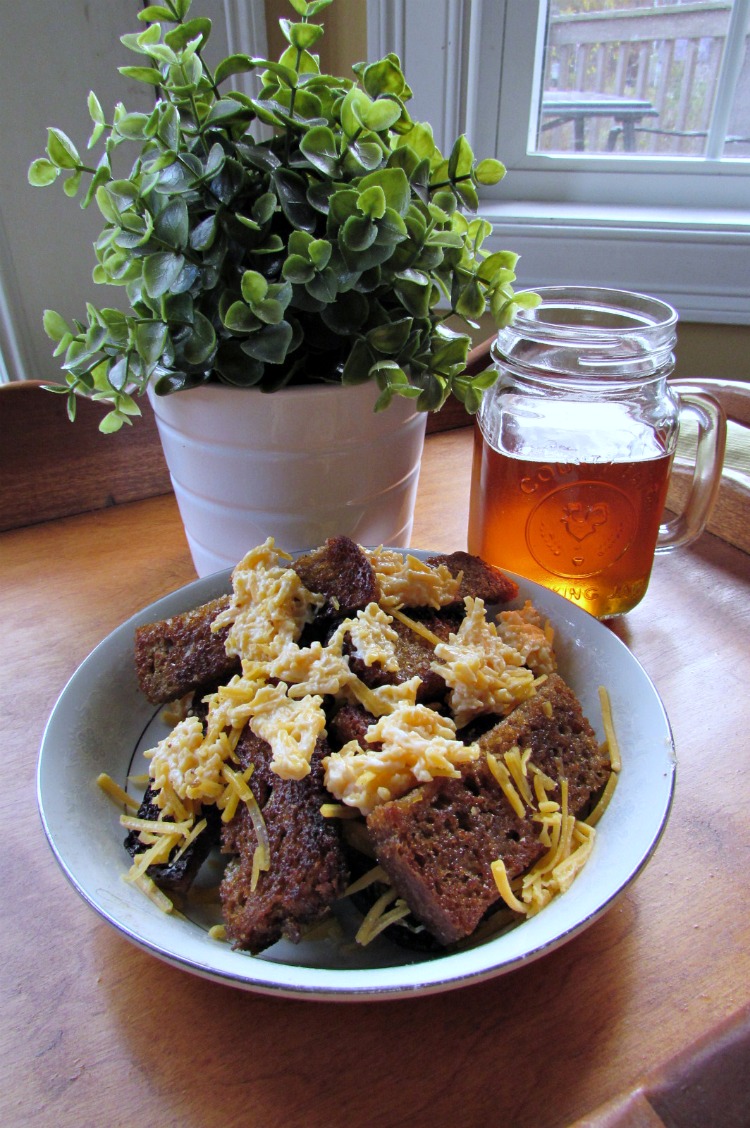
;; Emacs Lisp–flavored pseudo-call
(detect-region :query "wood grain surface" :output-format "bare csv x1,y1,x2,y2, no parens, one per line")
3,428,749,1128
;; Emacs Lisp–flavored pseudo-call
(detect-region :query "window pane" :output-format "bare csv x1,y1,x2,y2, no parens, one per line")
534,0,750,159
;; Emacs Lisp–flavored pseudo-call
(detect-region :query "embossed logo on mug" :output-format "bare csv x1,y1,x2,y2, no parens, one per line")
525,482,638,579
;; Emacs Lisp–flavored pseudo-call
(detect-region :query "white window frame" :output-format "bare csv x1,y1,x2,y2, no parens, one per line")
367,0,750,324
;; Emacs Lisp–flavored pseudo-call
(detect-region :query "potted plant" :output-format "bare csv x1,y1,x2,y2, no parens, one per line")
28,0,537,574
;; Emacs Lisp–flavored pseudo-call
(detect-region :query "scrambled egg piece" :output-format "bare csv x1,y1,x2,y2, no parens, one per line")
324,702,480,815
366,547,461,610
431,597,537,728
211,537,323,662
496,601,557,677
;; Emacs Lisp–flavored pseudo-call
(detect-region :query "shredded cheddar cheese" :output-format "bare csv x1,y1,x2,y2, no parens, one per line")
324,702,480,815
346,603,400,670
365,547,461,610
432,597,537,727
496,601,557,677
211,537,323,662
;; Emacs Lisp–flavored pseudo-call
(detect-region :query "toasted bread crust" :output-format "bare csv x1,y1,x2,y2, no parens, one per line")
220,730,349,953
366,674,609,945
134,595,239,705
293,535,379,620
427,550,518,605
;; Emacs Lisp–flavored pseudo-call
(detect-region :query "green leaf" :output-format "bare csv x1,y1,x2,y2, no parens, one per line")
136,320,168,365
299,125,339,176
63,170,83,198
340,87,371,136
138,5,174,20
341,338,374,385
164,17,211,50
46,128,80,169
367,318,413,356
87,90,105,129
455,180,479,210
455,278,485,320
223,301,260,333
342,215,376,253
357,185,386,220
143,251,185,298
308,239,332,270
99,410,126,434
348,139,383,172
279,20,324,50
252,192,277,225
214,53,256,85
181,310,216,363
358,167,410,215
114,111,150,140
362,58,408,99
240,270,268,304
155,198,189,249
43,310,71,342
118,66,163,86
361,97,402,133
241,321,293,364
28,158,59,187
273,168,316,232
475,158,505,185
394,122,437,163
282,254,315,284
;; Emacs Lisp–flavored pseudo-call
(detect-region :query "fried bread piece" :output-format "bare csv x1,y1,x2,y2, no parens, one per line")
366,674,609,946
345,608,460,703
427,550,518,605
134,596,239,705
124,783,221,896
220,728,349,954
293,535,379,620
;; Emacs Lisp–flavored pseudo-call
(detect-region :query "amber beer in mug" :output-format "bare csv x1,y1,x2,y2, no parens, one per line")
468,288,726,618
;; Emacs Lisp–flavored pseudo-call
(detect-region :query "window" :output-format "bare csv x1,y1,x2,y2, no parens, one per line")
368,0,750,323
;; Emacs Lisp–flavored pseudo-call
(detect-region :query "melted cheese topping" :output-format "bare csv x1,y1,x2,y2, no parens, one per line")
365,547,461,610
146,716,219,820
432,597,537,727
345,674,421,719
324,703,480,815
268,634,353,699
241,679,327,780
211,537,323,661
496,601,557,677
346,602,400,670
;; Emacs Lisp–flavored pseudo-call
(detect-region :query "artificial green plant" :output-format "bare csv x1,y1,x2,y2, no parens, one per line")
29,0,538,432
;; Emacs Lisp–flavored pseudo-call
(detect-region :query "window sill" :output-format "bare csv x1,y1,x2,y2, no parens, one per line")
481,201,750,324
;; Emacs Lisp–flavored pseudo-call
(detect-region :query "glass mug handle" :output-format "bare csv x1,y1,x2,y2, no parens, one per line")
656,386,727,554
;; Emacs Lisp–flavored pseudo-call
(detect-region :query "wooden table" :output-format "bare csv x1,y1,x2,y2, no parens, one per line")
3,427,749,1128
540,91,658,151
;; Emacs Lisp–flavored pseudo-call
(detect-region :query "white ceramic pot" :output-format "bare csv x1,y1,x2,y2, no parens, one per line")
147,380,428,576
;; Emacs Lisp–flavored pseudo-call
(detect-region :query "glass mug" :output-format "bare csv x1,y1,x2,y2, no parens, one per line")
467,287,726,618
